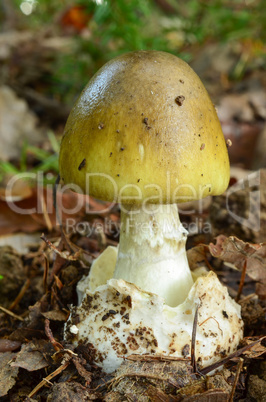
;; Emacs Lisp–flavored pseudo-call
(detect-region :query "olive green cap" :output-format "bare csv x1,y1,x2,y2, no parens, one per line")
59,50,229,204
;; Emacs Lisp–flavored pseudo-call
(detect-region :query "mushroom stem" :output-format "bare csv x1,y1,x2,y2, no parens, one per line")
113,203,193,307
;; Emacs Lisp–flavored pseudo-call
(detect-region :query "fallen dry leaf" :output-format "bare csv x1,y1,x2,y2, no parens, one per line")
180,389,229,402
187,245,207,271
0,352,19,397
0,339,21,353
0,186,111,235
11,339,54,371
0,173,33,201
48,381,99,401
241,336,266,359
146,385,180,401
72,355,92,385
209,235,266,299
42,310,68,322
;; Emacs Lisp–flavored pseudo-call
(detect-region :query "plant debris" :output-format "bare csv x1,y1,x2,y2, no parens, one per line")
0,223,265,400
209,235,266,299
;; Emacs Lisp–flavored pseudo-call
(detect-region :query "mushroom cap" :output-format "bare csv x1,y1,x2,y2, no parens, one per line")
59,50,230,203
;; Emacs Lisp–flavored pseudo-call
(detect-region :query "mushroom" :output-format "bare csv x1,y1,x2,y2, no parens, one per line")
60,51,243,373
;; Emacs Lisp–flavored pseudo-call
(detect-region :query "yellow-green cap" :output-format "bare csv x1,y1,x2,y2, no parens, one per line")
59,50,230,204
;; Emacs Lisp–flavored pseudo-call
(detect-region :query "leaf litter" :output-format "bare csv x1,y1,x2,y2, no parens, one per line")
0,212,265,400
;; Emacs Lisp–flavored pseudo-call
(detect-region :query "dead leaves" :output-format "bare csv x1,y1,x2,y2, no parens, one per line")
11,339,53,371
209,235,266,299
0,352,19,397
47,381,100,401
0,340,53,397
0,218,265,399
241,336,266,359
103,358,244,401
0,185,110,236
0,331,94,398
104,359,192,401
187,235,266,300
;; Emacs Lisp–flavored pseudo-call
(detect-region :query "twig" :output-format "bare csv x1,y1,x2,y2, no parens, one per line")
191,304,199,374
0,305,24,321
53,175,74,254
95,372,180,391
41,234,80,260
239,293,257,303
43,253,49,293
200,243,215,271
8,278,31,311
44,318,64,351
40,192,53,232
175,379,205,395
72,356,92,386
27,361,70,398
236,260,247,302
201,336,266,375
229,357,243,402
126,354,189,362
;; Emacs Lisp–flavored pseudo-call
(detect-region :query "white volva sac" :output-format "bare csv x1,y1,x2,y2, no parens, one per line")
66,243,243,374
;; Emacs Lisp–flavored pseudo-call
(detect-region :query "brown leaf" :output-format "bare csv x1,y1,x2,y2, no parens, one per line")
187,245,207,271
146,385,180,401
105,359,192,400
0,174,33,201
0,339,21,353
49,381,99,401
0,352,19,397
241,337,266,359
181,389,229,401
255,282,266,300
42,310,68,321
72,356,92,385
209,235,266,298
0,186,111,236
11,339,53,371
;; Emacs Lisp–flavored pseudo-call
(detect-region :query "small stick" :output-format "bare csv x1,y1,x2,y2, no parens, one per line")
126,354,189,362
236,260,247,302
53,175,74,253
199,243,215,271
191,304,199,374
44,318,63,351
40,234,80,261
0,305,24,321
8,278,31,311
40,192,53,232
229,357,243,402
43,253,49,293
95,372,179,391
201,336,266,375
27,361,70,398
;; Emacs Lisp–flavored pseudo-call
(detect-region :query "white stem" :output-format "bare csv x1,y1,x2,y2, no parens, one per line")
113,203,193,307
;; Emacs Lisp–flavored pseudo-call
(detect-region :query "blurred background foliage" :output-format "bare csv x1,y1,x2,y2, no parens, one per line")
4,0,265,104
0,0,265,209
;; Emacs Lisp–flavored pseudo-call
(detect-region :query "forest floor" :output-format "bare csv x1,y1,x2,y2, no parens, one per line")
0,29,265,401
